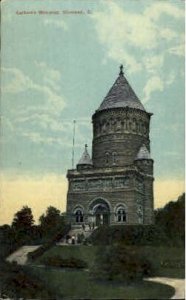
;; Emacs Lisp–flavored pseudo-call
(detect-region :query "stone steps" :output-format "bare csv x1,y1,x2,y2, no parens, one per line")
56,227,95,245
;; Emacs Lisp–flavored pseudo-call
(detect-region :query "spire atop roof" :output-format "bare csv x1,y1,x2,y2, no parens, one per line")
97,65,145,112
77,144,92,166
119,64,124,76
135,144,151,160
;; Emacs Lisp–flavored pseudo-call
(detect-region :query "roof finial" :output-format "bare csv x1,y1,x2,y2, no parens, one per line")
119,64,124,76
85,144,88,151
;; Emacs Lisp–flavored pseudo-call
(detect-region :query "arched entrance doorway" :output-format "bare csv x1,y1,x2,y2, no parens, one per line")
89,199,110,226
94,204,109,226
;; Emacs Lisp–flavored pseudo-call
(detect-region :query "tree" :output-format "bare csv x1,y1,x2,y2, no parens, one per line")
11,206,35,245
39,206,65,240
12,206,34,232
155,193,185,246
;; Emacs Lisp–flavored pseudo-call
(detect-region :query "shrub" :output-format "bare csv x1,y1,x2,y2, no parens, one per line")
89,225,169,246
41,255,87,269
92,243,153,282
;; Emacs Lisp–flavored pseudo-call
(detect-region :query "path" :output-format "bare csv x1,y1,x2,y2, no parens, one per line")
145,277,185,299
6,245,40,265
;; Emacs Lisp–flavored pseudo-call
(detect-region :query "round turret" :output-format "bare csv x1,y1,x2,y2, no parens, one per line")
77,144,93,171
134,144,153,175
92,66,152,168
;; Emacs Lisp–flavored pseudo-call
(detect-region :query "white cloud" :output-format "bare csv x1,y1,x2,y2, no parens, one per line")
144,54,164,74
143,71,176,102
2,68,33,93
166,72,176,86
2,66,66,117
143,76,164,102
144,2,184,21
107,47,142,73
91,1,183,71
168,44,185,57
34,61,61,91
1,65,68,147
91,1,184,100
22,131,66,146
160,28,177,41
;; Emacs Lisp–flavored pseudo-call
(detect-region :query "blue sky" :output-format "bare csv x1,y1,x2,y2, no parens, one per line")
0,0,185,224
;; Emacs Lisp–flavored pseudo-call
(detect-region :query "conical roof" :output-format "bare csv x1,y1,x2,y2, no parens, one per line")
77,144,92,165
135,144,151,160
98,65,145,112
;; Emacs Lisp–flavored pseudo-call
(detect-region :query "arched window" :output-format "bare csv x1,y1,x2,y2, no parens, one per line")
106,122,110,132
132,118,137,132
75,209,83,223
112,152,117,165
117,209,126,222
105,152,109,164
116,206,126,222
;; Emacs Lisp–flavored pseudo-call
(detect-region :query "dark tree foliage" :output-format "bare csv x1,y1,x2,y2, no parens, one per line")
0,225,17,259
11,206,35,246
92,244,153,282
0,261,53,299
12,206,34,232
155,193,185,246
89,224,169,246
39,206,65,241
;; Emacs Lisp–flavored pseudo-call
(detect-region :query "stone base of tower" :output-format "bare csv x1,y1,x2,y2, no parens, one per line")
66,166,154,227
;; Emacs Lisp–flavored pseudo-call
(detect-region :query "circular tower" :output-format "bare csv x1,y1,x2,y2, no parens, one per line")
92,66,152,168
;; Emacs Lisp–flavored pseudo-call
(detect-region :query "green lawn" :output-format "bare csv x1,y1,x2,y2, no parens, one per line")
28,245,184,299
29,266,175,299
33,245,185,278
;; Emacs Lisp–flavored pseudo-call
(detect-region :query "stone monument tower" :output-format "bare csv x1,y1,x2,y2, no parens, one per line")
66,66,154,227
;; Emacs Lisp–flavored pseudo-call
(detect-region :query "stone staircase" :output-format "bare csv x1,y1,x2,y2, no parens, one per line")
56,225,96,245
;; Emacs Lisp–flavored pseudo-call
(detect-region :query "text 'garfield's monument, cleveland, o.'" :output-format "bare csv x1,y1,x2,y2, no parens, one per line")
66,66,154,227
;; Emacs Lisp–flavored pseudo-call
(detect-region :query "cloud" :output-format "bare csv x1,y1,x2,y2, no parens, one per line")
0,173,67,225
1,64,70,150
144,2,184,21
2,66,66,116
43,19,68,31
168,44,185,57
91,1,184,101
34,61,61,91
21,131,71,147
143,71,176,102
2,68,33,93
165,72,176,86
144,54,164,74
143,76,164,102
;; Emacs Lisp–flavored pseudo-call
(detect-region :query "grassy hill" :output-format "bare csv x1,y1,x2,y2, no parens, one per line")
32,244,185,278
26,244,184,299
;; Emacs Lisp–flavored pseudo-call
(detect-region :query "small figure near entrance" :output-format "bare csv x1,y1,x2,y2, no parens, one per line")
82,223,85,231
71,235,76,245
65,234,71,244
